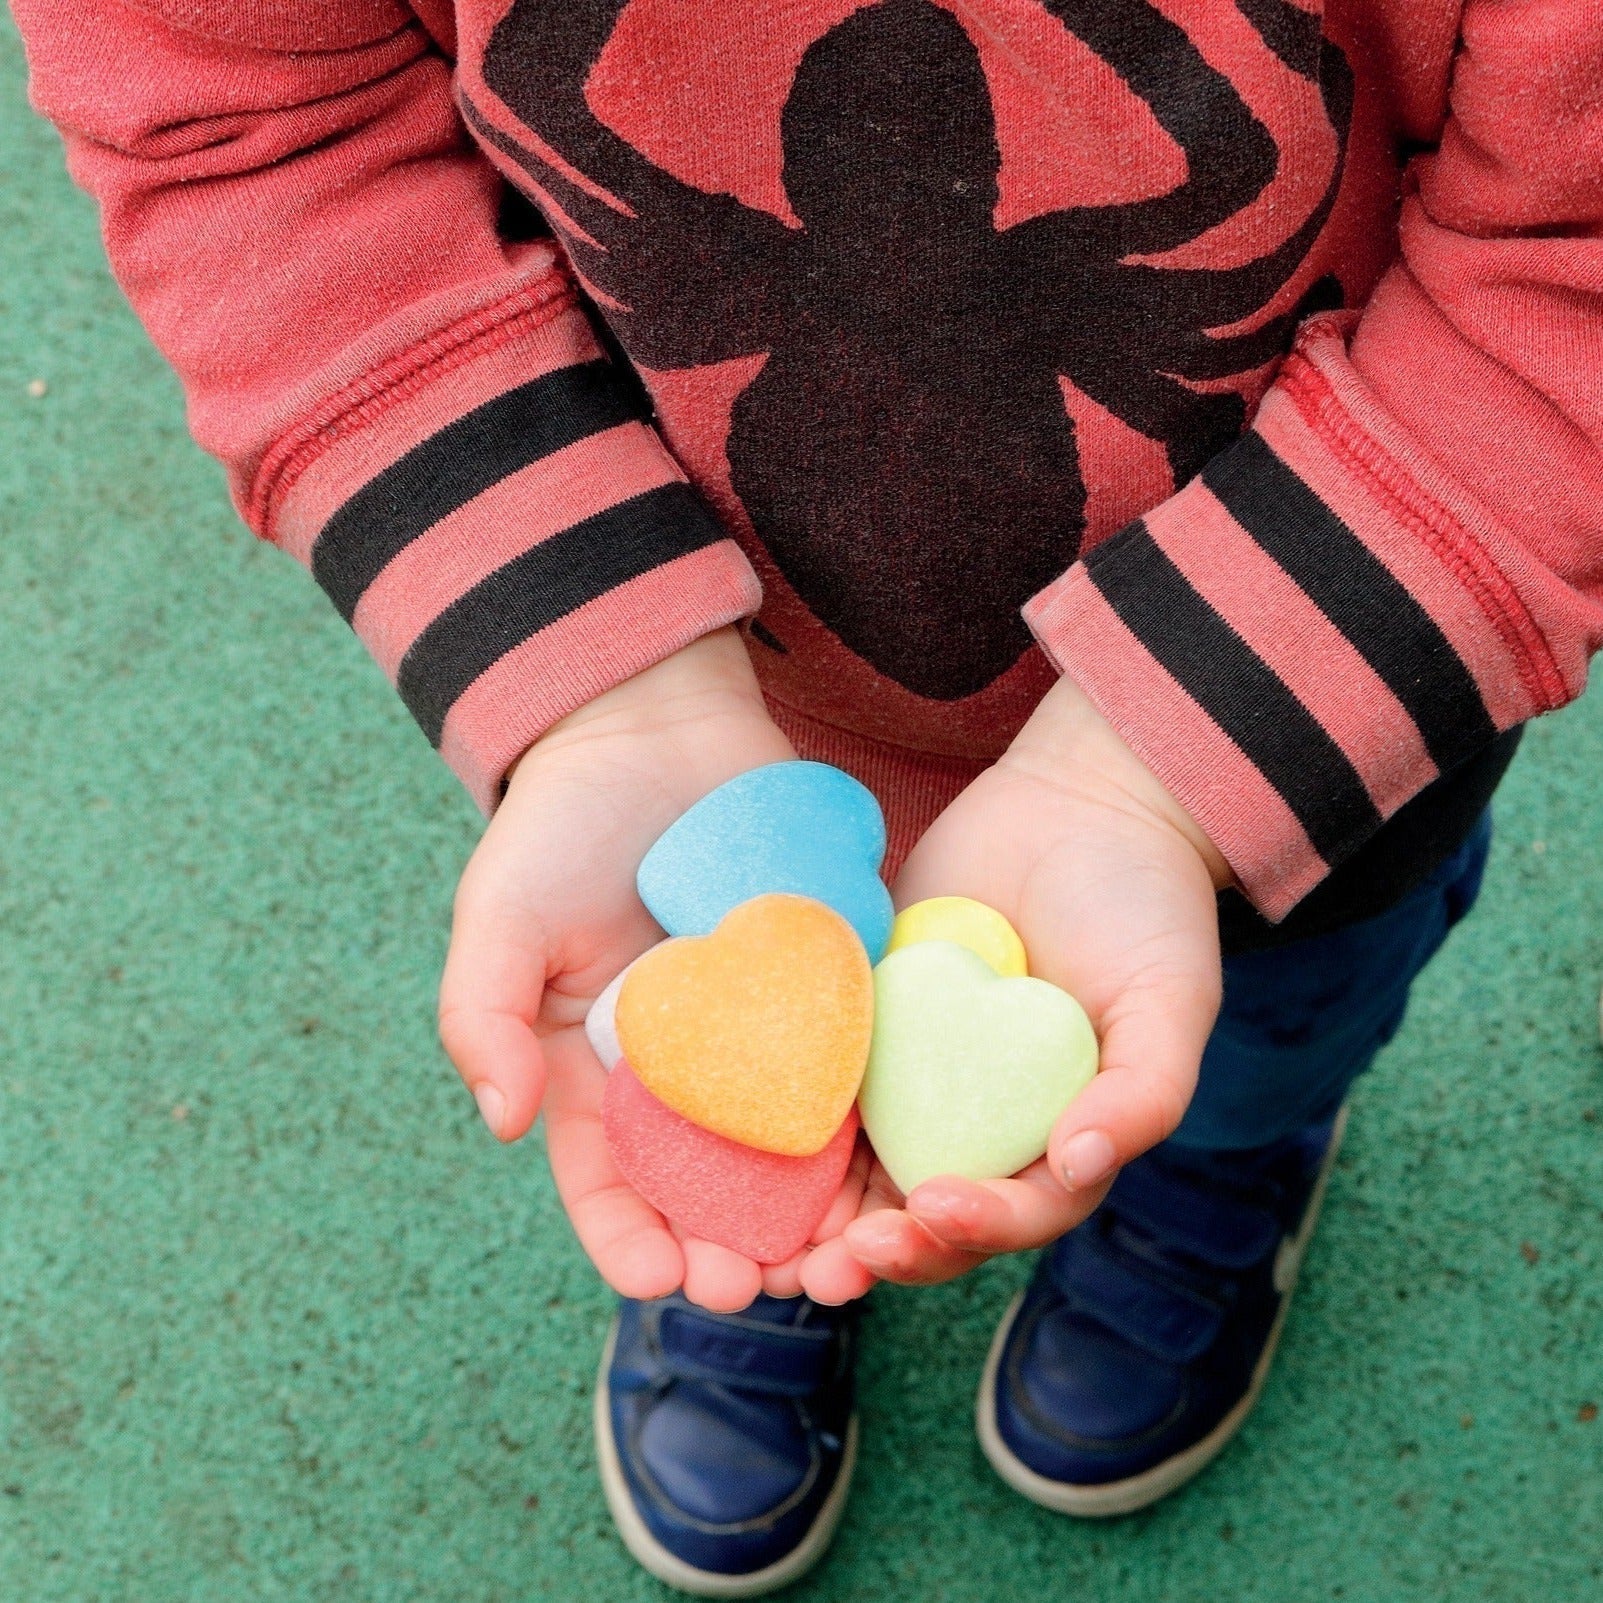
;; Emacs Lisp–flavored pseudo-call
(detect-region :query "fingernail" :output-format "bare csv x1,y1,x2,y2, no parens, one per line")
1059,1130,1116,1190
474,1083,507,1139
908,1187,975,1227
847,1225,900,1263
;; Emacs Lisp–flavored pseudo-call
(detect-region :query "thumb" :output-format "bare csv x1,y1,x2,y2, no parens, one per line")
438,874,551,1143
1048,965,1220,1192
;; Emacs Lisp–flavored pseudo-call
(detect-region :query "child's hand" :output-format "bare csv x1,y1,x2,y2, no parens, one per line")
813,674,1230,1292
437,627,810,1312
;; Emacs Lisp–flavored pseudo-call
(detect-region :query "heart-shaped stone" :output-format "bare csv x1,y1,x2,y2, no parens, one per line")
637,761,894,959
884,896,1028,977
602,1064,859,1263
859,940,1098,1194
617,893,873,1156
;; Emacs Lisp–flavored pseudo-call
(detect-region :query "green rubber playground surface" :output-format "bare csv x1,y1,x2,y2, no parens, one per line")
4,17,1602,1600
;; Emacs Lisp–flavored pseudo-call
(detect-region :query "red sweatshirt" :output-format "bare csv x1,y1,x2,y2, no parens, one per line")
16,0,1603,936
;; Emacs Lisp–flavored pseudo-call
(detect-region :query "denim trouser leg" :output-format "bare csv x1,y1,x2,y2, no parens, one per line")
1171,813,1494,1152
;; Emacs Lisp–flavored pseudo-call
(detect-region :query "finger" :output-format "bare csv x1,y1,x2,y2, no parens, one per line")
680,1236,764,1314
797,1237,880,1305
905,1161,1112,1254
840,1207,978,1287
541,1030,685,1300
787,1142,878,1302
808,1136,874,1244
438,872,552,1142
1048,968,1219,1192
761,1253,807,1300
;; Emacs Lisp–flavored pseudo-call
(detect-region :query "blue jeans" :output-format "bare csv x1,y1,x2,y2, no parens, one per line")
1172,814,1494,1151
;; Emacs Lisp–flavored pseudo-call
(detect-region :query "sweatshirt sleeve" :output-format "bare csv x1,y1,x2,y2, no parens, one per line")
1022,0,1603,920
13,0,762,812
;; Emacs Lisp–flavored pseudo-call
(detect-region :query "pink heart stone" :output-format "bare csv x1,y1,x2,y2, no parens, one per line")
602,1063,858,1264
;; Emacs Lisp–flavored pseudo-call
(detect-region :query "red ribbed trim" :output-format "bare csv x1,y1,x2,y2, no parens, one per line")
351,420,679,680
1142,475,1438,816
254,272,581,539
1025,564,1328,919
1278,327,1568,714
444,542,762,813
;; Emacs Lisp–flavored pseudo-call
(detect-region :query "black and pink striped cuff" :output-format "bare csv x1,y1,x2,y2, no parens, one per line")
272,299,761,810
1025,321,1563,919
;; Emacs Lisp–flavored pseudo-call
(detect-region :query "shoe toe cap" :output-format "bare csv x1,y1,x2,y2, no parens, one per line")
633,1386,821,1527
610,1382,847,1579
601,1296,856,1582
992,1297,1189,1485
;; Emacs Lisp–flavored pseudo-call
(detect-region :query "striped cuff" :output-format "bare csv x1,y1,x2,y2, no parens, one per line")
1024,321,1562,920
271,297,761,812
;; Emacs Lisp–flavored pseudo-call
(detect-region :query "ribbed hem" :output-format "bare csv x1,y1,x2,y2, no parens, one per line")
1024,319,1553,921
272,296,763,812
1025,560,1328,919
444,541,761,813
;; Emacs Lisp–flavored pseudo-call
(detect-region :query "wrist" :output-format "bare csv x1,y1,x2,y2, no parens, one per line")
506,627,792,795
1005,674,1235,892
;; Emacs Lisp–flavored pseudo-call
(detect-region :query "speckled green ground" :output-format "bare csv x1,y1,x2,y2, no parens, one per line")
5,18,1603,1602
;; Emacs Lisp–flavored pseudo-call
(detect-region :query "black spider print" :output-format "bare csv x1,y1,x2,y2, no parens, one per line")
470,0,1353,700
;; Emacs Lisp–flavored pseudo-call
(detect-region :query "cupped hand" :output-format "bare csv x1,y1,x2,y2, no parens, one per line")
437,627,838,1312
804,673,1231,1295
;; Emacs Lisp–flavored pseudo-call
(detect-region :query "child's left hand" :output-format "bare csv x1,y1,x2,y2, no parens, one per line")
798,674,1232,1304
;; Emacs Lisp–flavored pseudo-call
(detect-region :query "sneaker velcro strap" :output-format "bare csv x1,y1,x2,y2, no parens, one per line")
1107,1163,1281,1271
652,1304,841,1397
1050,1229,1226,1365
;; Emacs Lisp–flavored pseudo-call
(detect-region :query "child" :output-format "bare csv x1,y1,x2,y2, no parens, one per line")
17,0,1601,1592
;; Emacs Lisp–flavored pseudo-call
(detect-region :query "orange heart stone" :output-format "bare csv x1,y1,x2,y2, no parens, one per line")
616,893,873,1156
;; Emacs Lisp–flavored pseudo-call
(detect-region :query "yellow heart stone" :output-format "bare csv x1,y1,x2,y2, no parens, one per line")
884,895,1028,977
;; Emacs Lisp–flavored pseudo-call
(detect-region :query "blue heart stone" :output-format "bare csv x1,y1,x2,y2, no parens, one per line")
637,761,893,960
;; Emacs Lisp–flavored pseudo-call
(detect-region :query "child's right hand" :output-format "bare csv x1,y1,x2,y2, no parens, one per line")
437,626,803,1311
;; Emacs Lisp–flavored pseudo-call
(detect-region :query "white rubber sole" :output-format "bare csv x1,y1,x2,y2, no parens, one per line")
976,1105,1350,1517
593,1316,859,1598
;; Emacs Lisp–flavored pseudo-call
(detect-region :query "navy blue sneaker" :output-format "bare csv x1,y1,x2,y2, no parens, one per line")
595,1293,859,1595
978,1108,1347,1516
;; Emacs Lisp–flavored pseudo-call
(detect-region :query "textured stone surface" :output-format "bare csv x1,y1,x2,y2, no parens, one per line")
7,25,1603,1600
602,1065,857,1263
860,942,1098,1193
616,894,872,1156
636,760,894,959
